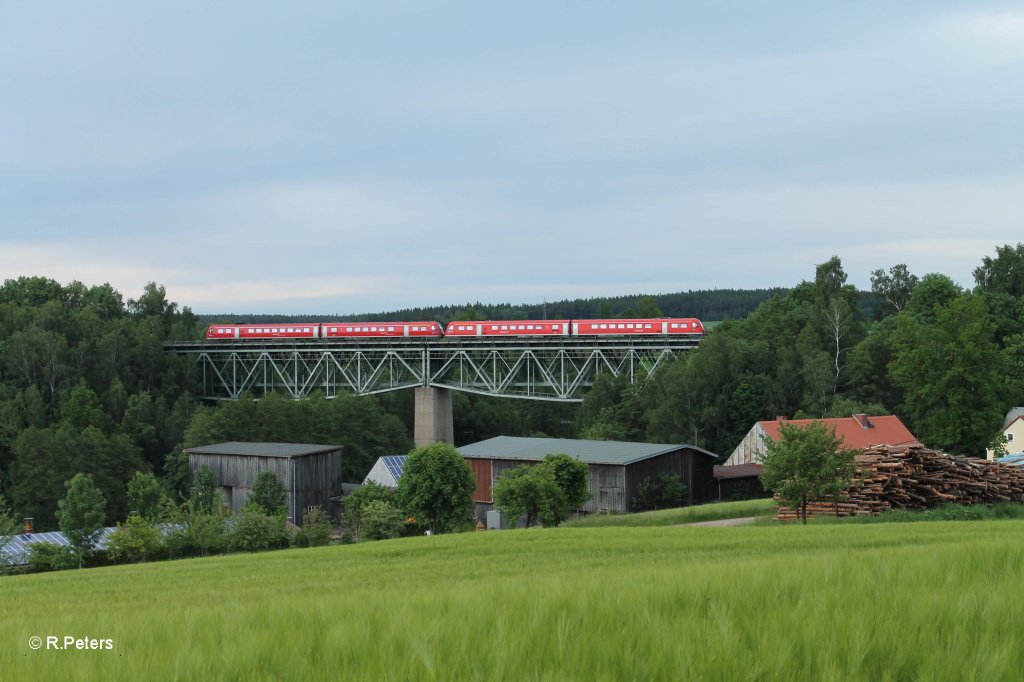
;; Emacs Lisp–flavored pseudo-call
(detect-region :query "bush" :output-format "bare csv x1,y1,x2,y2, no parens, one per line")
107,513,164,563
27,543,79,573
294,506,333,547
343,483,398,540
228,505,289,553
361,500,406,541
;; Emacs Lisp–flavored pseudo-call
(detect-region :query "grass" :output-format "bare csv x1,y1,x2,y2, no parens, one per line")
5,518,1024,680
564,497,776,527
807,501,1024,525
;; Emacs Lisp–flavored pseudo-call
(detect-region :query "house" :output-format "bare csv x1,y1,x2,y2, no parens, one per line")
185,442,343,525
713,414,920,500
457,436,719,518
362,455,408,488
987,408,1024,460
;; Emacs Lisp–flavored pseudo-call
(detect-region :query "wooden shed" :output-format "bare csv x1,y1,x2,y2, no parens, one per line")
185,442,342,525
458,436,718,518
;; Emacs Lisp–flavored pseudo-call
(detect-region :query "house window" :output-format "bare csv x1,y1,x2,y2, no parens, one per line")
1009,433,1015,443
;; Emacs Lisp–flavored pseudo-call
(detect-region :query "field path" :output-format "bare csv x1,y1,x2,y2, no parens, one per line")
677,516,760,528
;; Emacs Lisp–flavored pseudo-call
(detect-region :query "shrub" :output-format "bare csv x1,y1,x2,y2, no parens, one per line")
294,506,332,547
343,483,398,539
228,504,289,553
361,500,406,541
27,543,78,573
249,470,287,516
107,513,164,563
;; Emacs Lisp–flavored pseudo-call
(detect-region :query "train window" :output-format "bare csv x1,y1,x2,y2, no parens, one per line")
286,328,293,333
491,325,498,330
304,328,310,332
501,325,508,330
388,327,395,332
692,322,698,328
617,324,625,329
645,324,652,329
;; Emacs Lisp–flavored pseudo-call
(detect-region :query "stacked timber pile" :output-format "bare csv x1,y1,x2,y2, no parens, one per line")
776,445,1024,521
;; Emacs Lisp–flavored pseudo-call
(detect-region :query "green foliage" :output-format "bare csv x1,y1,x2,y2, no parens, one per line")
870,264,919,317
758,421,856,524
633,474,687,513
0,495,18,559
294,506,332,547
492,464,563,528
493,454,590,528
539,453,591,511
106,513,164,563
248,470,287,516
343,482,398,540
126,471,166,521
397,442,475,534
228,504,289,553
890,293,1007,456
189,465,220,515
56,473,107,560
163,502,227,558
973,243,1024,299
360,499,407,540
26,542,78,573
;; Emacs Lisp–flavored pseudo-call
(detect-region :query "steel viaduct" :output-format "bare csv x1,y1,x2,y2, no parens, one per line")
165,335,702,446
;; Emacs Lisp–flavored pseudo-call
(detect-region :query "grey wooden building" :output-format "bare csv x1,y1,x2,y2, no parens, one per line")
458,436,718,518
185,442,343,525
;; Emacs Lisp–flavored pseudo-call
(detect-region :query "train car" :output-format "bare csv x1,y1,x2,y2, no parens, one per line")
321,321,443,338
445,320,570,337
572,318,704,335
205,323,321,340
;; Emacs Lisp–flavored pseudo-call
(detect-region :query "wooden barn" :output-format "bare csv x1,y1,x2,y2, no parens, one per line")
185,442,343,525
458,436,718,518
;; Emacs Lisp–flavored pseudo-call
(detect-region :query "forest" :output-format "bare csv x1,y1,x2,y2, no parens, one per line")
1,243,1022,531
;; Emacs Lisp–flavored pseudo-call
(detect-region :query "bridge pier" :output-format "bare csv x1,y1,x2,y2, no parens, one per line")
414,386,454,447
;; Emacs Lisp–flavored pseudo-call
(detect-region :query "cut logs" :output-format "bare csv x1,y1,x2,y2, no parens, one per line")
776,445,1024,521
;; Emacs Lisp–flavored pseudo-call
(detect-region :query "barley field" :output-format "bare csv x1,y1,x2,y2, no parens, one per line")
3,519,1023,680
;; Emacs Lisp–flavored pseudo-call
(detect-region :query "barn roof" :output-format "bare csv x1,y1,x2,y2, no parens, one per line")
759,415,918,450
458,436,717,466
185,442,342,458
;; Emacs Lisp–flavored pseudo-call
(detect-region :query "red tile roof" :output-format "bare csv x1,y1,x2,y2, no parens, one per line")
713,463,764,479
760,415,918,450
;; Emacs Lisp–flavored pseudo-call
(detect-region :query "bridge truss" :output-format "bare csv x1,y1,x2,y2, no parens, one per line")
165,337,701,402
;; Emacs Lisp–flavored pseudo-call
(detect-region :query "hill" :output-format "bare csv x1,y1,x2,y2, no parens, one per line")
5,520,1024,679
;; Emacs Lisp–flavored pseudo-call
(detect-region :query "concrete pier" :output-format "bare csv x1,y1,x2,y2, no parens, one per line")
414,386,454,447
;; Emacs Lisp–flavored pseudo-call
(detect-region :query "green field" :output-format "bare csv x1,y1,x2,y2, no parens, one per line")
4,520,1024,680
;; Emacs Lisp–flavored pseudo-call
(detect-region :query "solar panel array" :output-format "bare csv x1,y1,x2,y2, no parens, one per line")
1,527,118,566
382,455,407,482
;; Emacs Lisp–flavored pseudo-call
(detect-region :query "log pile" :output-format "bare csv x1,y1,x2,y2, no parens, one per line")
776,445,1024,521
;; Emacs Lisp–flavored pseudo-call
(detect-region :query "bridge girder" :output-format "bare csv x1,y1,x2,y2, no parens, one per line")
166,338,699,402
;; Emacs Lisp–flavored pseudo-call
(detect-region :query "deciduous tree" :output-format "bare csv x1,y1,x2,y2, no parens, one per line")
758,421,855,525
397,442,475,534
57,473,107,565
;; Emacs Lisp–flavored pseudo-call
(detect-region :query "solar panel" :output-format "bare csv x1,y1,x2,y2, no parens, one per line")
382,455,407,481
2,526,126,566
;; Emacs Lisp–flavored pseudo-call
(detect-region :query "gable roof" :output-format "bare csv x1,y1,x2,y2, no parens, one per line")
458,436,717,466
1002,408,1024,431
185,442,342,458
759,415,918,450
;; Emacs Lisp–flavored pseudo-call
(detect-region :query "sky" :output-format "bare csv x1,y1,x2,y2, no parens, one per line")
1,2,1022,315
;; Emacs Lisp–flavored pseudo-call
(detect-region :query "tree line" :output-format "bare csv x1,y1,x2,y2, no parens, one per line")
197,288,788,326
575,244,1024,460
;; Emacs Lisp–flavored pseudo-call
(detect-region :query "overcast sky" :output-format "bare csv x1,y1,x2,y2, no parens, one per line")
1,2,1022,314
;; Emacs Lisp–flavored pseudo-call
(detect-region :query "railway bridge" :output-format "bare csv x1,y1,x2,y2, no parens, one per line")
165,335,701,446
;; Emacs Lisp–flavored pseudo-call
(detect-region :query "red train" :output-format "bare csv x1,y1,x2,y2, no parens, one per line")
206,318,703,340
